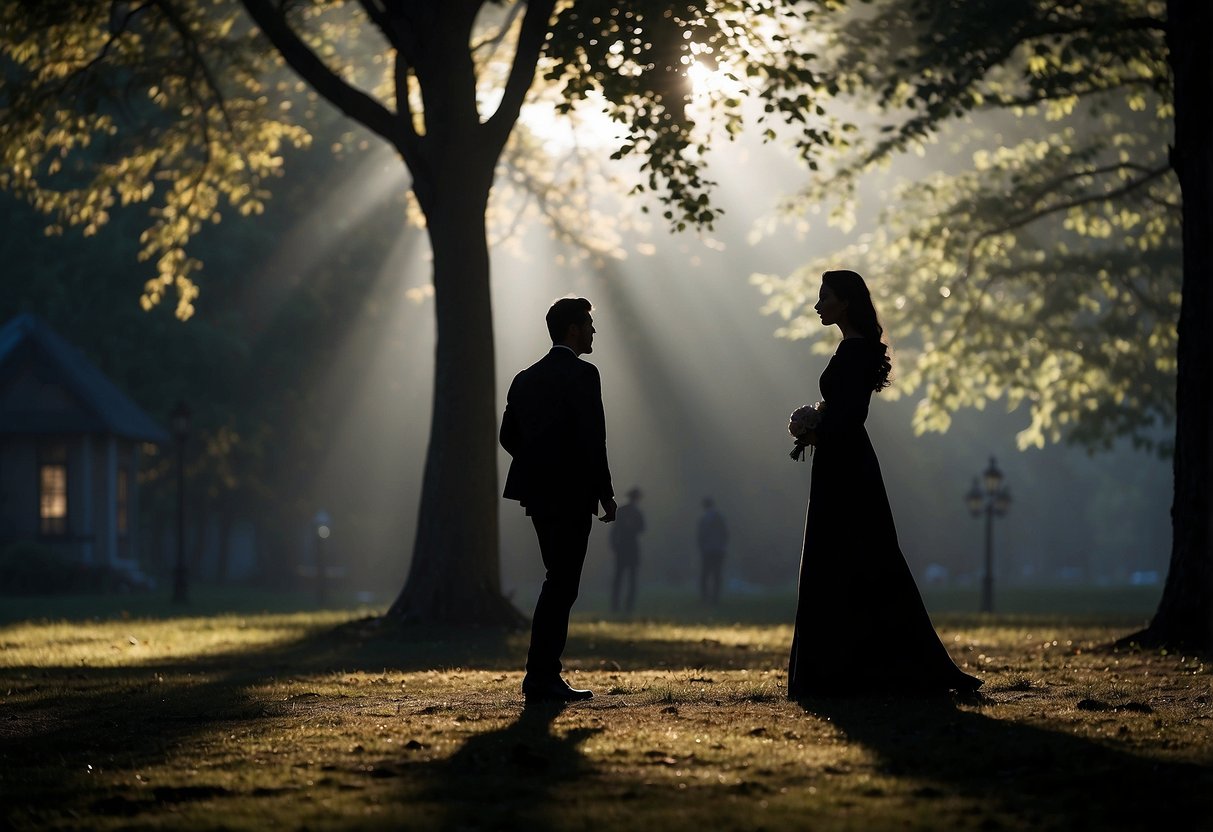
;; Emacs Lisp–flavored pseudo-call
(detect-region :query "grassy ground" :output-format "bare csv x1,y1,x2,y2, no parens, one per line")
1,595,1209,831
0,583,1165,625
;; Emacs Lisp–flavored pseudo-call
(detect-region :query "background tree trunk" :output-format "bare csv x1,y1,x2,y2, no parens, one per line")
1128,0,1213,652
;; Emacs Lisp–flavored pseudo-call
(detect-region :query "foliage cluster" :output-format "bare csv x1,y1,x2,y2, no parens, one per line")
751,0,1177,453
0,0,316,319
543,0,831,230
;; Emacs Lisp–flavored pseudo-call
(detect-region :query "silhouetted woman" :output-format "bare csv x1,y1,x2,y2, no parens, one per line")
787,269,981,697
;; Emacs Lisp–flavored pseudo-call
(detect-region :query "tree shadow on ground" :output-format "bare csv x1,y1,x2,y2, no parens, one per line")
798,693,1213,829
0,621,513,824
329,615,789,673
0,612,786,827
563,631,787,673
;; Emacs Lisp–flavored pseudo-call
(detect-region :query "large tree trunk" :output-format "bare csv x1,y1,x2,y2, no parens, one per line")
385,169,524,627
241,0,553,627
1127,0,1213,652
382,5,529,627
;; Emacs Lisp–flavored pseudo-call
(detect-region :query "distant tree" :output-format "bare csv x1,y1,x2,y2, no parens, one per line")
0,1,832,625
751,0,1210,650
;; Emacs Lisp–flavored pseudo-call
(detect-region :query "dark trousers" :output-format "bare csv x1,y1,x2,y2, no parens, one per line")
611,548,638,612
701,549,724,604
525,512,593,681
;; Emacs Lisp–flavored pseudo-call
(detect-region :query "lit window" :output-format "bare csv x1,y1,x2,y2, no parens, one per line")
40,464,68,536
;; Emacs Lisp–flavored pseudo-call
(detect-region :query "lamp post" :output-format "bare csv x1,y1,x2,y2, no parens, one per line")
313,509,331,606
965,456,1012,613
170,401,191,604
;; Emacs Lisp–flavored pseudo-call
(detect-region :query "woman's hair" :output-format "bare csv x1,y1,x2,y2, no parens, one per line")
822,269,892,392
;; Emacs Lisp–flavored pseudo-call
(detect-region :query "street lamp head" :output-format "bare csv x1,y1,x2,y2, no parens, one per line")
983,456,1004,494
965,479,984,516
170,400,191,441
994,486,1012,516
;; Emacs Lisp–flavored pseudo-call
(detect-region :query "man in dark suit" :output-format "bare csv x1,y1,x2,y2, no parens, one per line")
501,297,617,702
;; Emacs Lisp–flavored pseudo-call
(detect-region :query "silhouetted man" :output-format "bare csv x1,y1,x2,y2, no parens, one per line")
610,487,645,613
698,497,728,604
501,297,616,702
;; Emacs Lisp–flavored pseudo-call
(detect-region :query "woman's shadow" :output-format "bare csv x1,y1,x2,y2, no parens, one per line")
417,701,602,830
797,693,1212,827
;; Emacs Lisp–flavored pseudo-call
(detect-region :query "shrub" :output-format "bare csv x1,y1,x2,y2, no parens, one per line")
0,541,148,595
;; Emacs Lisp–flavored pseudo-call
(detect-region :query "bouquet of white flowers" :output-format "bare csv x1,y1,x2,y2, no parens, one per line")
787,401,825,461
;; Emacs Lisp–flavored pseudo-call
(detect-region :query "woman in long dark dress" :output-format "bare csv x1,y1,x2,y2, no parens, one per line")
787,269,981,697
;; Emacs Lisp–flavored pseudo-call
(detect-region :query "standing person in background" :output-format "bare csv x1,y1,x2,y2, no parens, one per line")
610,487,645,613
698,497,729,604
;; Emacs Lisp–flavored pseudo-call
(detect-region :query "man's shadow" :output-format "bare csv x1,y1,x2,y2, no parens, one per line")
798,693,1212,828
415,701,602,831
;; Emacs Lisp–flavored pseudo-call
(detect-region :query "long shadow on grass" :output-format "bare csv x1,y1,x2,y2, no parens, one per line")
323,616,788,673
0,616,781,827
799,694,1213,829
0,620,518,826
405,701,601,831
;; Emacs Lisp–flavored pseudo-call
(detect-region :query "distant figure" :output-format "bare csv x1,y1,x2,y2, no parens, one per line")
501,297,617,703
697,497,728,604
787,269,981,697
610,487,645,613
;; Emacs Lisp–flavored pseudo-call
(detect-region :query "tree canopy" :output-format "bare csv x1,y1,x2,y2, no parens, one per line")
0,1,830,316
751,0,1176,454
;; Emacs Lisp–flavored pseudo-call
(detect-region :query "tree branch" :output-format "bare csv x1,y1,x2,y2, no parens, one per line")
472,1,525,57
392,47,425,175
1031,12,1166,38
483,0,556,156
983,163,1170,247
939,163,1173,351
356,0,394,45
849,7,1167,171
1021,162,1173,208
31,3,159,113
239,0,401,148
352,2,423,175
984,77,1159,109
150,1,247,156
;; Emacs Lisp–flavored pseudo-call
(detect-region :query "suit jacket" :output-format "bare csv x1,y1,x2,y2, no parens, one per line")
501,347,614,516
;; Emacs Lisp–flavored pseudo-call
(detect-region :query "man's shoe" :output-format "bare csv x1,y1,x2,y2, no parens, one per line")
522,676,593,702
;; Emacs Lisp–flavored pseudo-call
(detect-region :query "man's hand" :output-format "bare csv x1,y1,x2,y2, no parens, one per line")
599,497,618,523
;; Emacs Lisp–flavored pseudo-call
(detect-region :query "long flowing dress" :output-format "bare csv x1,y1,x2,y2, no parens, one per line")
788,337,982,697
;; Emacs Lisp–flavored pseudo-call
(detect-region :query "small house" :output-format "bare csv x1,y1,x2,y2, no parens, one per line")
0,313,170,586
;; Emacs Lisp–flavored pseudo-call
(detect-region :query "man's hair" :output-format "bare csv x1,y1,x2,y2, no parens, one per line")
546,297,593,343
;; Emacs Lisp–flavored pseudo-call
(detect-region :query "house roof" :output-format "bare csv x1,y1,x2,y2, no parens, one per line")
0,313,172,443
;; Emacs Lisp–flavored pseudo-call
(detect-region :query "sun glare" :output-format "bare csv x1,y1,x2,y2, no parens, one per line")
687,58,745,102
518,93,626,153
